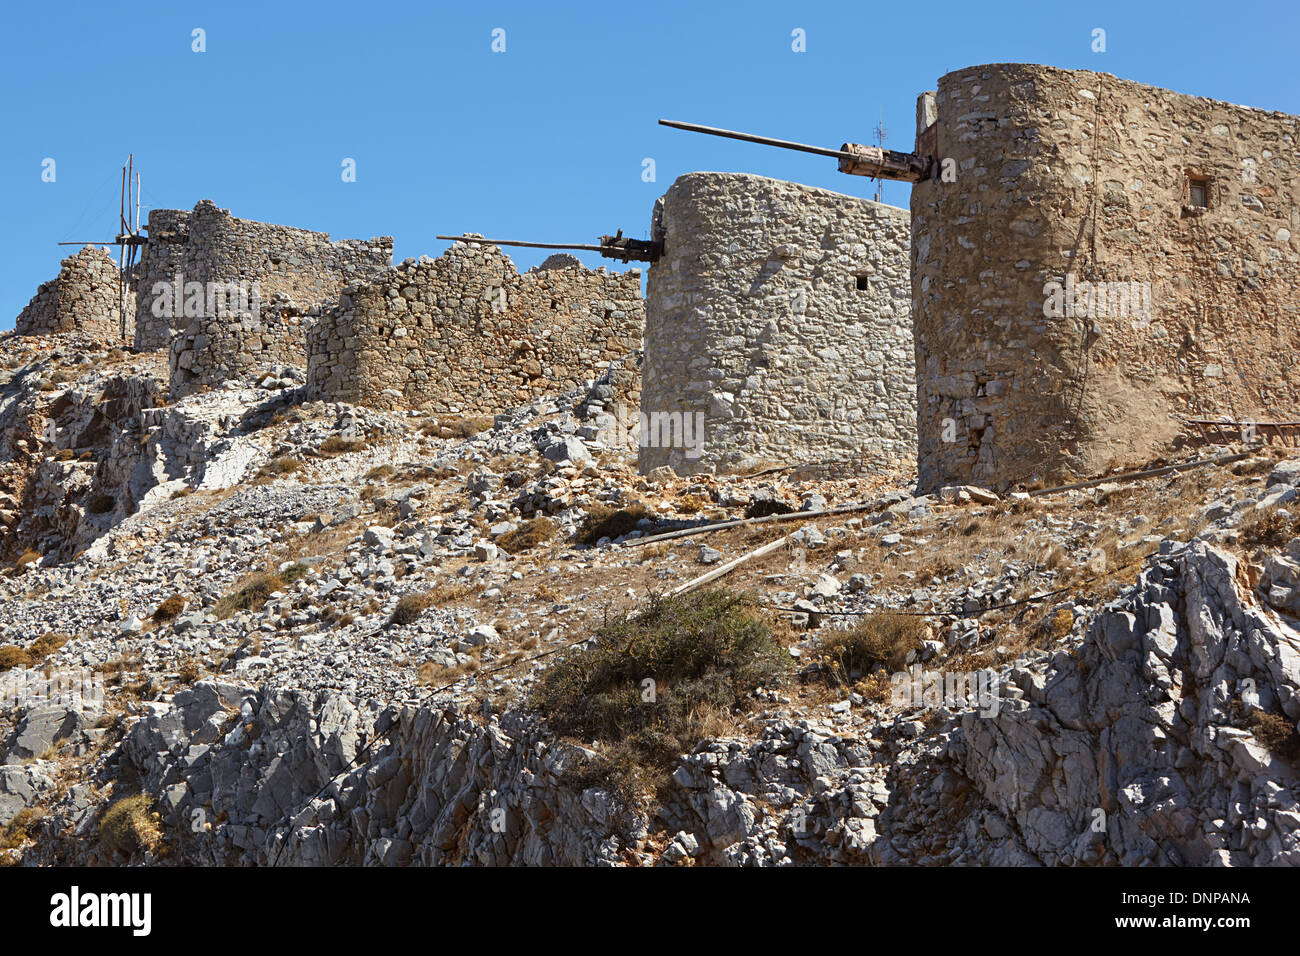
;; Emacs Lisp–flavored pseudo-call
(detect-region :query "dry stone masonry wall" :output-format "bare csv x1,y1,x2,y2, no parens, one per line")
15,247,131,341
640,172,914,476
306,241,644,415
912,63,1300,492
128,200,392,396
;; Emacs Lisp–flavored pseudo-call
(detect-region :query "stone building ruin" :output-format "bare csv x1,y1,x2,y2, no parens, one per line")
15,246,132,340
306,239,644,414
18,62,1299,493
639,171,915,476
912,63,1300,491
132,201,394,398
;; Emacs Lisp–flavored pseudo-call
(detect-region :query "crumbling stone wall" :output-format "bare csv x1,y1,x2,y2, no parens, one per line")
168,300,315,397
306,241,643,414
912,63,1300,492
16,247,132,341
136,200,392,396
640,172,915,476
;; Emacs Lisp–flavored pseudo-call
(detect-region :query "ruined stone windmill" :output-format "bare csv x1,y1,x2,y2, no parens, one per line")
57,154,146,343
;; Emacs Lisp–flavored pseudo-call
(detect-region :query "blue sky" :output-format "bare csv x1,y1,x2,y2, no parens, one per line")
2,0,1297,329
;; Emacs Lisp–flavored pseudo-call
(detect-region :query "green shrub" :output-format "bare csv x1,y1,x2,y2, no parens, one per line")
528,589,791,803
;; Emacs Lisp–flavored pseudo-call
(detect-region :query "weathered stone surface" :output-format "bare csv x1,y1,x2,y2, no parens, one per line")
913,63,1300,492
640,173,915,478
306,240,643,417
16,247,131,341
137,201,392,360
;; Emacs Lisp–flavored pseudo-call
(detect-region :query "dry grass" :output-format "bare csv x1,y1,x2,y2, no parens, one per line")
576,504,651,545
99,794,162,857
817,613,929,686
496,517,558,554
215,564,308,618
389,592,434,626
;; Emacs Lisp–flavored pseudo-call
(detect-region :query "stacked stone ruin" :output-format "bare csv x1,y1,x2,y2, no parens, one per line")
306,240,644,414
640,172,915,476
912,63,1300,492
15,63,1299,489
138,201,394,397
15,246,132,341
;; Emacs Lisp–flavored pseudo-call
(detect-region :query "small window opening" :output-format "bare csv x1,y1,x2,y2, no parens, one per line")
855,275,870,291
1187,175,1210,209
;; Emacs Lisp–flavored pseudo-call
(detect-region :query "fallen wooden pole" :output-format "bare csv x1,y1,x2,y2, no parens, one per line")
1028,450,1253,498
667,533,792,598
622,499,883,547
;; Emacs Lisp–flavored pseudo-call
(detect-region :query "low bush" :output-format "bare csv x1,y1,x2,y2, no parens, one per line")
576,504,650,545
99,795,162,856
528,589,790,803
496,517,558,554
817,613,928,686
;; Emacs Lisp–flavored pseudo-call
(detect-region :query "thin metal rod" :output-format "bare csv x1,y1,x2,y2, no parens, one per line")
436,234,609,253
658,119,859,162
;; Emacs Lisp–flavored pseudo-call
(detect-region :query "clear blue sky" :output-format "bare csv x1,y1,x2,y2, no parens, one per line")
2,0,1297,330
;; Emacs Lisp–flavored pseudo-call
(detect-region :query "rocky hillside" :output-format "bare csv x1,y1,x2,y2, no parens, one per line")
1,330,1298,866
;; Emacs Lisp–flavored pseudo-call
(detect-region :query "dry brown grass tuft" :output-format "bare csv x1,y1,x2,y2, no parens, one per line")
99,794,162,857
389,592,434,627
576,503,651,544
497,517,558,554
817,613,929,686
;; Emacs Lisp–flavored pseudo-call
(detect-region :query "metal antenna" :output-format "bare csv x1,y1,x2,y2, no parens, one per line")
872,112,888,202
57,154,148,343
